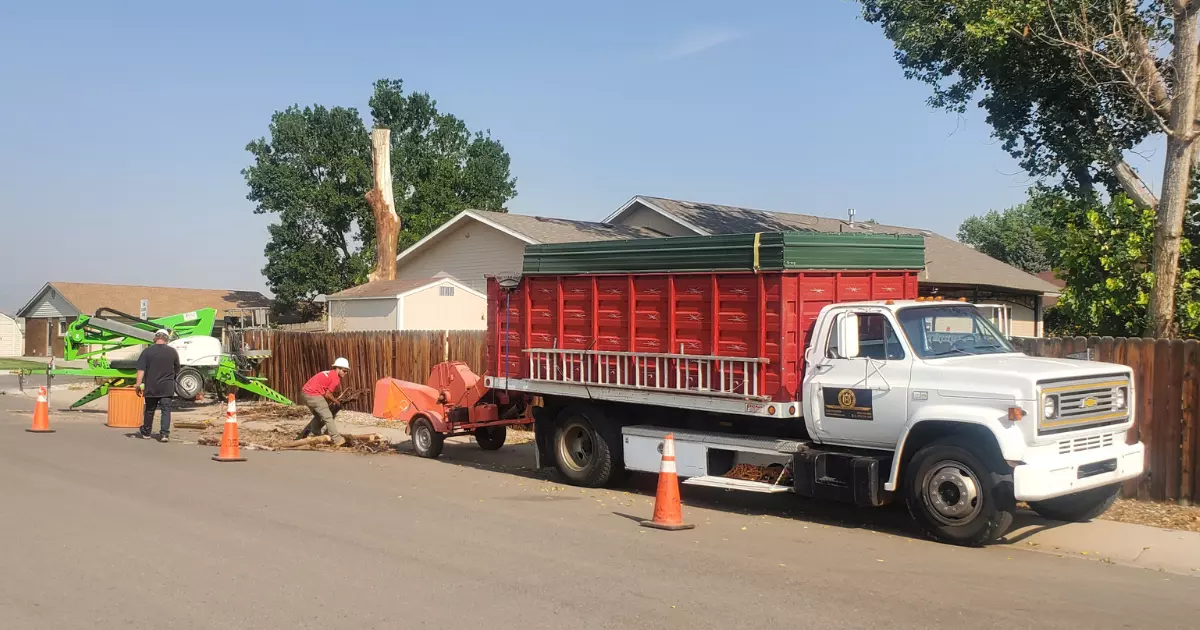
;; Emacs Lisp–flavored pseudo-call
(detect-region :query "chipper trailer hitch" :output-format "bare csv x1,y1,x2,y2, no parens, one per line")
17,307,291,407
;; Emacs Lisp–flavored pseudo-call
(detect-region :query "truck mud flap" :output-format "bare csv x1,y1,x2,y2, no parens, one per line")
793,451,891,508
531,405,556,469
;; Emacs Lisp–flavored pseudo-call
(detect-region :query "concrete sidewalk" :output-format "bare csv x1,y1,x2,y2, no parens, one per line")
1003,514,1200,576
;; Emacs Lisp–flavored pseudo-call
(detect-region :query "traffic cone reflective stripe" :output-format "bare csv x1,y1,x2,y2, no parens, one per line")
212,394,245,462
640,433,694,531
27,386,55,433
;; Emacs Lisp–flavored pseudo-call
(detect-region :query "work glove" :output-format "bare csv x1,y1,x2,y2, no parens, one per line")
136,384,144,398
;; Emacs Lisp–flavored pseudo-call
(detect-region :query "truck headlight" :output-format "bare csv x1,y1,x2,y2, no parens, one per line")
1042,395,1058,419
1113,386,1127,410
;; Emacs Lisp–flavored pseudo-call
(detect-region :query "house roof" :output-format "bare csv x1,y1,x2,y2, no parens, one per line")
396,209,665,265
612,196,1062,295
326,277,484,300
17,282,271,319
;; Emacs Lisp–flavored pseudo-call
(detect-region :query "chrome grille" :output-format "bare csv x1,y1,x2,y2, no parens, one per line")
1039,375,1130,435
1057,432,1116,455
1058,387,1115,418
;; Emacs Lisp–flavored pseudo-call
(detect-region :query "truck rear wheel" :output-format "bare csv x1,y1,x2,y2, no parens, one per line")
904,437,1014,546
553,405,614,488
411,417,444,459
474,426,506,451
1029,483,1120,522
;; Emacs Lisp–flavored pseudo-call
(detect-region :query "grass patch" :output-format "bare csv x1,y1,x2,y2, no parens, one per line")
0,358,44,371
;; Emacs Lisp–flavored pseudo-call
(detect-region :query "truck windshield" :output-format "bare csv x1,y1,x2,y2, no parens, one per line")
895,305,1015,359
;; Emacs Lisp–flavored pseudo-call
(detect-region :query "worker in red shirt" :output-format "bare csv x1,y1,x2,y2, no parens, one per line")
301,358,350,447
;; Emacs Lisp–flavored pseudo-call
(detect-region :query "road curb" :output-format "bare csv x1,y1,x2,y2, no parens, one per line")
1003,513,1200,576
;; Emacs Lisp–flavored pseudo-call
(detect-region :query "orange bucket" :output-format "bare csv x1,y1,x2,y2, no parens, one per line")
107,387,144,428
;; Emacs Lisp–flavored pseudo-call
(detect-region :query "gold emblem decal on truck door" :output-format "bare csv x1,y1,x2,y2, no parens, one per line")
823,387,874,420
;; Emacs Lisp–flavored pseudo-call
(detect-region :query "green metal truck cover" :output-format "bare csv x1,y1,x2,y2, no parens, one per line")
521,231,925,275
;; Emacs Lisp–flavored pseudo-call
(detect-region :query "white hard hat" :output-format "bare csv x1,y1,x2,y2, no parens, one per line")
333,357,350,370
154,329,170,339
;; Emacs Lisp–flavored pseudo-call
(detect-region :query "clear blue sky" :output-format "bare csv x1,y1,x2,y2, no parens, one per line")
0,0,1156,313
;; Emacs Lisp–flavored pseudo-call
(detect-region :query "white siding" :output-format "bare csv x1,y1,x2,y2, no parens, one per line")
1009,303,1036,338
0,314,22,357
327,298,399,332
396,221,527,292
401,282,487,330
23,287,77,319
612,204,697,237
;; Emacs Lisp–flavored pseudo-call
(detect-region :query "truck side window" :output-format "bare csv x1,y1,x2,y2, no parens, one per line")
826,313,905,360
857,313,905,360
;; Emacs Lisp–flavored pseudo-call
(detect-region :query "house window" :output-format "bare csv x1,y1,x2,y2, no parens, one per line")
58,320,68,337
439,286,455,297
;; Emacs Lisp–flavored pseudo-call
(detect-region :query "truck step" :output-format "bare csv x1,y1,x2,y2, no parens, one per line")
681,475,793,493
623,425,808,454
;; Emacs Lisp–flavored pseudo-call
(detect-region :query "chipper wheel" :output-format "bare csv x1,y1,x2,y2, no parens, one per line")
410,417,444,459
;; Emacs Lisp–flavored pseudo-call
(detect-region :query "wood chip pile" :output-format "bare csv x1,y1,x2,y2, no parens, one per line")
722,463,793,485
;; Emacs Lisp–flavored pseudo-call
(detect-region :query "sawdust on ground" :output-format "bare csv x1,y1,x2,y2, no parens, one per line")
1099,499,1200,533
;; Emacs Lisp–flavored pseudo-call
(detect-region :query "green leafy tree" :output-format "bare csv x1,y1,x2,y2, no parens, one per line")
1038,191,1200,337
244,105,373,312
858,0,1200,337
957,202,1050,274
243,80,517,313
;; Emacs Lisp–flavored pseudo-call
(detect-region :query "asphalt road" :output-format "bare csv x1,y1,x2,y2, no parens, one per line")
2,395,1198,629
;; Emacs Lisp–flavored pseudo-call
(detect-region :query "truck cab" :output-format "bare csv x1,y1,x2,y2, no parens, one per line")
797,300,1142,543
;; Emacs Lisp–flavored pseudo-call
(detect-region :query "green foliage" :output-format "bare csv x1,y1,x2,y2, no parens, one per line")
243,80,517,311
857,0,1160,195
244,105,373,309
957,202,1049,273
1039,191,1200,338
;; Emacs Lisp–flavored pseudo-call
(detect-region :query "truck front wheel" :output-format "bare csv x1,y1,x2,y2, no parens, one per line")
1029,483,1120,522
553,405,614,488
904,437,1014,546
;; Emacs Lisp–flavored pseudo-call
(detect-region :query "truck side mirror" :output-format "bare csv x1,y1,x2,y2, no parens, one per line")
835,313,859,359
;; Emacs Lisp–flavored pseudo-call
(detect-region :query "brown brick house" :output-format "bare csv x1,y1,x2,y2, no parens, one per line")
16,282,271,358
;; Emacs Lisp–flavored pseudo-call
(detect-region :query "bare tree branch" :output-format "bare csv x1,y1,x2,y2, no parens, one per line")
1041,0,1172,132
1112,159,1160,209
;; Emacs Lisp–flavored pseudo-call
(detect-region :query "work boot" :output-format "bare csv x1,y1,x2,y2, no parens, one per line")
331,435,346,448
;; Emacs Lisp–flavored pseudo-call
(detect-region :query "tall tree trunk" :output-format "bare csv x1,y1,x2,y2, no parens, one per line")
365,128,399,282
1145,5,1200,338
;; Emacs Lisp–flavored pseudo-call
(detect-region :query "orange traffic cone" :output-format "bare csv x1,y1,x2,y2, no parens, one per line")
27,386,55,433
212,394,245,462
640,433,694,531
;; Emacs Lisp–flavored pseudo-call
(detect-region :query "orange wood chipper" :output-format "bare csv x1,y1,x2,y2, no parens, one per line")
372,361,532,458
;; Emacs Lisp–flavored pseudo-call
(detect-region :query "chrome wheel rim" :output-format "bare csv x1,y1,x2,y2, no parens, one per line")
414,424,431,452
558,421,593,472
922,460,982,525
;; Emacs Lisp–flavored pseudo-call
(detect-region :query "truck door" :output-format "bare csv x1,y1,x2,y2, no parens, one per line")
806,310,911,449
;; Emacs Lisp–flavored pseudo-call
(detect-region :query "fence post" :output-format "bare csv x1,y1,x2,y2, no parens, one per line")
1181,340,1198,506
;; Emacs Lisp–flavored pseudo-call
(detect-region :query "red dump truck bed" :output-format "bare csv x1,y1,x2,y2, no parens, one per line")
487,270,919,405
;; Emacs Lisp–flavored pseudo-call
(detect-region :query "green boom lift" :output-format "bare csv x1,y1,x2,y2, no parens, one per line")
18,307,292,408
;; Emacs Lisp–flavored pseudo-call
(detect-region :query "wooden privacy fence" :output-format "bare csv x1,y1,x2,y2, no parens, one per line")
1012,337,1199,503
244,330,487,412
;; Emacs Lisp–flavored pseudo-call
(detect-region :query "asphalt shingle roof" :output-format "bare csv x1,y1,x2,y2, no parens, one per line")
327,278,447,299
20,282,271,318
633,196,1061,295
477,211,665,243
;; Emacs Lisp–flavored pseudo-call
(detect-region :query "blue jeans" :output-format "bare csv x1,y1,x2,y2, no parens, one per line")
142,397,172,436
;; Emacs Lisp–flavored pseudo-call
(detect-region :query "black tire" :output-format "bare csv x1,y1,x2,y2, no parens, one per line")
1029,483,1120,522
474,426,506,451
904,436,1015,546
174,367,205,400
553,405,615,488
410,417,444,459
